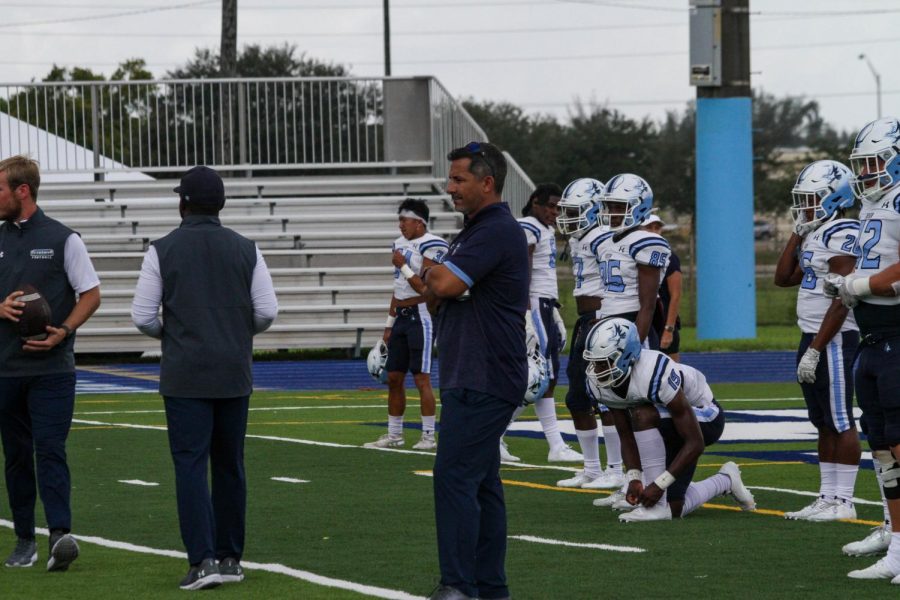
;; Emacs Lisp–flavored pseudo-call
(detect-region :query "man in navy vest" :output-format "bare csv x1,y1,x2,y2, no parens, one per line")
131,166,278,590
0,155,101,572
423,142,529,600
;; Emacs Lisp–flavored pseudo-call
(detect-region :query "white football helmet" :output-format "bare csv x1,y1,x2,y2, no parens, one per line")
524,347,550,405
599,174,654,232
366,340,389,384
849,116,900,204
790,160,855,231
583,317,642,388
556,177,604,239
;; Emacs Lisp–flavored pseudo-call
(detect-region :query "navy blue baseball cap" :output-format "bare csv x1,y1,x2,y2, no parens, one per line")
174,166,225,208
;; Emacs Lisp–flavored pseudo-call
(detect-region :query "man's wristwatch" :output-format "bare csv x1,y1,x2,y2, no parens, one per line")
664,325,675,332
59,324,74,338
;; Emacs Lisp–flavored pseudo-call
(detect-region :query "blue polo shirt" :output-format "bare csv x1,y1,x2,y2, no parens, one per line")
436,202,530,404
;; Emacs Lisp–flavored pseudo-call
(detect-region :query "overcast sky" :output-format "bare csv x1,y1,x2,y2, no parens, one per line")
0,0,895,134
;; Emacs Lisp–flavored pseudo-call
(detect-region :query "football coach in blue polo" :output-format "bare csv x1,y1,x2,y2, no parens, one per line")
131,166,278,590
422,142,529,600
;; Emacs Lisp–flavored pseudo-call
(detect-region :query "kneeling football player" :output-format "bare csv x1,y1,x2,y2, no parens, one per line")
583,317,757,521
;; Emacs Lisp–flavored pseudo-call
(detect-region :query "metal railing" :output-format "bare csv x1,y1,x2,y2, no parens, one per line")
428,79,535,212
0,77,386,175
0,75,534,206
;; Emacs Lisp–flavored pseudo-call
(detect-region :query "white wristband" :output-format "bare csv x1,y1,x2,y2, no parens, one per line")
626,469,643,483
400,264,415,280
891,280,900,296
654,470,676,490
385,315,396,328
850,275,872,297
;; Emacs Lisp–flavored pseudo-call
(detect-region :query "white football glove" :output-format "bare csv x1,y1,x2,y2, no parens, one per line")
793,220,818,238
824,273,871,308
797,347,820,384
552,306,567,351
524,311,539,352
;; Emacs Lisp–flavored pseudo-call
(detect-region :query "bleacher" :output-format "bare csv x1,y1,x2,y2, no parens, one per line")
5,75,535,356
42,180,456,355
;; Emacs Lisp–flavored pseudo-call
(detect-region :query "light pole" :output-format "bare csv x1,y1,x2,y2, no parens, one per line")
859,53,882,119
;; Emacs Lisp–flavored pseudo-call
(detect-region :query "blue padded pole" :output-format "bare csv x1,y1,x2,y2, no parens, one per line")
695,96,756,339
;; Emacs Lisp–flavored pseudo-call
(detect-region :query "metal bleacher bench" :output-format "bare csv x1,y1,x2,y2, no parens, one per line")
39,174,444,202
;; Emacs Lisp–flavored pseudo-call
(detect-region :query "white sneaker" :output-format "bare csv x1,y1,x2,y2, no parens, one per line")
806,498,857,522
363,433,404,449
619,503,672,522
556,470,600,488
602,467,626,488
499,440,520,462
611,496,638,511
844,525,892,557
784,496,831,520
582,471,621,490
848,557,899,580
593,490,626,507
547,444,583,463
412,433,436,450
718,461,756,511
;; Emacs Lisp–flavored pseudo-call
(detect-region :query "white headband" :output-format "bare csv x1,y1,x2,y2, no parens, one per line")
399,210,427,225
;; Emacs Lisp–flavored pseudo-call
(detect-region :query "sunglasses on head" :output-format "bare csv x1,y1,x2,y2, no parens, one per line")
464,141,495,179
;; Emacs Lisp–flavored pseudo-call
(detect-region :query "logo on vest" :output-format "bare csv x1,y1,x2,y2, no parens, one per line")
30,249,54,260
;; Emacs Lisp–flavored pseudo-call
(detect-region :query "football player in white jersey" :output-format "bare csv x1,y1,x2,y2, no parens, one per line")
553,178,626,490
825,117,900,581
365,199,448,451
583,318,756,522
774,160,862,523
596,174,669,347
500,184,583,463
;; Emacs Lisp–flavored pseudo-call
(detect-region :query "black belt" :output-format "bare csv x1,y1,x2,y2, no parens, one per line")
397,305,420,317
861,331,900,346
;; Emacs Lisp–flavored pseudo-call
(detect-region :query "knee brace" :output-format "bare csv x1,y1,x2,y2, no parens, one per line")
874,450,900,500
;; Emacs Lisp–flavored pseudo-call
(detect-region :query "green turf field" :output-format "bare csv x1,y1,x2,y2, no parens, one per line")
0,384,887,598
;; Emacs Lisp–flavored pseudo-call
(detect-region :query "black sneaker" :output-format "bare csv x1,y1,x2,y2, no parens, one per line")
179,558,223,590
218,557,244,583
4,538,37,568
47,531,79,572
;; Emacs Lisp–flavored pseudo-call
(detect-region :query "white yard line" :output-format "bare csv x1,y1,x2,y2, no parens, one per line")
271,477,310,484
76,404,386,416
508,535,645,553
0,519,424,600
118,480,159,487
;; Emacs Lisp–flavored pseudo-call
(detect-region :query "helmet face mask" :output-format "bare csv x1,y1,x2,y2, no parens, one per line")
366,340,389,384
599,174,653,232
790,160,854,230
524,346,550,404
557,178,605,238
582,317,642,389
849,117,900,204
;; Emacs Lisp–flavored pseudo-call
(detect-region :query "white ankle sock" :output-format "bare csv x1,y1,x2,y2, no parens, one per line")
875,466,891,525
535,397,565,451
682,474,730,517
634,428,668,506
886,534,900,572
819,461,837,498
387,415,403,437
575,428,601,478
834,462,859,501
601,425,623,471
421,415,436,436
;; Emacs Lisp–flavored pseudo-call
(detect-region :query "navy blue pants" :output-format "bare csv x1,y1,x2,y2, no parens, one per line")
0,373,76,539
164,395,249,566
434,388,517,599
